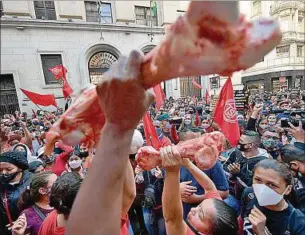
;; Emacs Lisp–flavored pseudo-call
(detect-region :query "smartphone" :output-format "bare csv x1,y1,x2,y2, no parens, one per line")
281,119,290,128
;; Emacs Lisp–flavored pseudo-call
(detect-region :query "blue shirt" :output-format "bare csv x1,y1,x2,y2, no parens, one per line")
180,161,229,219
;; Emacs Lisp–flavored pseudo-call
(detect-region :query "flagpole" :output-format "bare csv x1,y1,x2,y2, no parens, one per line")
150,1,153,42
33,103,44,112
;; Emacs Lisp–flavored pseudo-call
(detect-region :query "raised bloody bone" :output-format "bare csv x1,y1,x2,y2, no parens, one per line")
136,132,226,170
45,1,281,154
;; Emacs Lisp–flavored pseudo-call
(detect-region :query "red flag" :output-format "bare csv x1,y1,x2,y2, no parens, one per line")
143,112,161,150
170,125,179,144
48,65,67,80
205,89,210,104
194,110,200,126
192,77,202,89
21,89,57,107
62,77,73,99
213,77,240,147
153,84,165,110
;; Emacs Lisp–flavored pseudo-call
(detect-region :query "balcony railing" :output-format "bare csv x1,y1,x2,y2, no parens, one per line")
244,56,305,73
282,31,305,41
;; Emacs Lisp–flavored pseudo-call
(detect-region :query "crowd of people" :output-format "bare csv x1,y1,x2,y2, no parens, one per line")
1,59,305,234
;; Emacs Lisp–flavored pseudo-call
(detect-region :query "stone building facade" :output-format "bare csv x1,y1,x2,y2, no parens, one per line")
241,0,305,92
0,1,191,114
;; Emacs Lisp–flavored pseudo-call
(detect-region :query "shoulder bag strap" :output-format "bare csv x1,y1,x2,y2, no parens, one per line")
32,204,47,221
3,189,13,226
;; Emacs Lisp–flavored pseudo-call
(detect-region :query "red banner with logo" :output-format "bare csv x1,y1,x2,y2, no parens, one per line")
213,77,239,146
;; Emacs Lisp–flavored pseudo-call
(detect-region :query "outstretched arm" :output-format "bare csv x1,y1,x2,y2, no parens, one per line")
122,159,136,216
66,50,154,235
162,166,187,235
183,159,217,194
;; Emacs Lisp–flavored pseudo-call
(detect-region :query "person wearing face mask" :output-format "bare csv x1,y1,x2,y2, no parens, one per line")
9,172,57,235
29,160,45,174
37,148,55,172
223,131,269,211
64,151,86,179
280,145,305,215
240,159,305,235
13,143,37,164
0,151,33,235
257,118,269,136
267,114,277,127
261,129,281,159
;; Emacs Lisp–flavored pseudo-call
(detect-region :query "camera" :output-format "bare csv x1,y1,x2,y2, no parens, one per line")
280,111,305,129
169,117,183,126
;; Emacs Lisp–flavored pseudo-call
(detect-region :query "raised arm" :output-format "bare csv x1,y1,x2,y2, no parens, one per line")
162,166,187,235
182,159,217,194
21,122,32,149
122,159,136,216
66,50,154,235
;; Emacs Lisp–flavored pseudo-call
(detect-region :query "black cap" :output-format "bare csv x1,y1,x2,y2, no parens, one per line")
0,151,29,170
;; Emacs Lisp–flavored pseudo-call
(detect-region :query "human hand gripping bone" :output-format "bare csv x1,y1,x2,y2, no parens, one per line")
136,131,226,170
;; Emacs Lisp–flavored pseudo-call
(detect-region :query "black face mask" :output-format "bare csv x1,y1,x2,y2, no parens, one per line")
79,151,89,158
269,150,279,159
237,143,251,152
18,150,27,158
0,172,20,184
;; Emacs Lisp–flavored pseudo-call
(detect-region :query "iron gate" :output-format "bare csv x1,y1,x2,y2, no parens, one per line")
0,74,20,116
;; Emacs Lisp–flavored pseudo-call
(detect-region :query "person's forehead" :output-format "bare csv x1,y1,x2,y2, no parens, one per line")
254,167,285,185
199,199,217,218
0,162,16,169
263,131,279,138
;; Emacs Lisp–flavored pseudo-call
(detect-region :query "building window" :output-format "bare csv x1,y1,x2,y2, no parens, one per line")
177,10,185,17
41,54,62,85
34,1,56,20
252,0,262,16
0,1,3,17
297,45,303,57
85,1,112,23
135,6,157,26
276,45,290,57
88,51,118,84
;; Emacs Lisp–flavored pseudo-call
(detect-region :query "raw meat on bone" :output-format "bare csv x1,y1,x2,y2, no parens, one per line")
45,1,281,154
136,132,226,170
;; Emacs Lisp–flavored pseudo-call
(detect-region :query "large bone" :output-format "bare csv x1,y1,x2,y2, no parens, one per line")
45,1,281,154
136,131,226,170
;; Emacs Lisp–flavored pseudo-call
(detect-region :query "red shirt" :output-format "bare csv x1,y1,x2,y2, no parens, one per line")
121,214,130,235
52,143,73,176
38,210,65,235
186,190,222,235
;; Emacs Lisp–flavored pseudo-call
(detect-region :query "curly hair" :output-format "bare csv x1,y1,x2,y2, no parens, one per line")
50,172,82,215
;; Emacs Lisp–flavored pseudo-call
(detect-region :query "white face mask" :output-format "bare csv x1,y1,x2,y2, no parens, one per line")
253,183,288,206
185,119,191,125
69,160,82,169
201,124,209,129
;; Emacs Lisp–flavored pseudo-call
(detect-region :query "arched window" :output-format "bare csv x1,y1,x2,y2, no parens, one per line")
88,51,118,84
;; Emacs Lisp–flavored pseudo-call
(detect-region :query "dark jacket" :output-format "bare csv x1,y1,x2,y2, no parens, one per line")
224,148,269,186
0,170,33,235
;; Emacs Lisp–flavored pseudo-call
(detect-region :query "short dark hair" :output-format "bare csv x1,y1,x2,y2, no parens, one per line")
211,199,238,235
50,172,82,215
243,130,260,145
254,159,293,186
280,145,305,164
